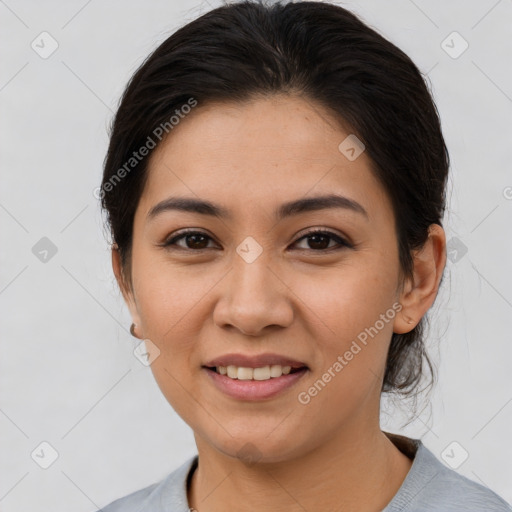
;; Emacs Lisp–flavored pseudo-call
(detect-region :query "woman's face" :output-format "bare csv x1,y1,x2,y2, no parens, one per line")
118,94,410,462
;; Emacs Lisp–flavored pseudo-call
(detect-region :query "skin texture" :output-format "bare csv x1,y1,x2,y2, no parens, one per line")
112,94,446,511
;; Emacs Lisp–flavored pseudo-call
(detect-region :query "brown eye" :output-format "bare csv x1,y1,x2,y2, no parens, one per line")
163,230,216,250
183,233,210,249
293,230,350,251
305,233,332,250
162,229,350,252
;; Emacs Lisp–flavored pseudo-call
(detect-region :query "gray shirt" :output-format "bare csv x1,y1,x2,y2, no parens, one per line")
97,435,511,511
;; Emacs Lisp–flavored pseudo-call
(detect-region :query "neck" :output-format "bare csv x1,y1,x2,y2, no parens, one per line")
187,426,413,512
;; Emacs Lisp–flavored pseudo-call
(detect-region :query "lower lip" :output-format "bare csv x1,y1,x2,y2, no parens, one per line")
203,367,308,401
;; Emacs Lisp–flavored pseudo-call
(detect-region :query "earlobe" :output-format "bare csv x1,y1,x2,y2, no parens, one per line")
393,224,446,334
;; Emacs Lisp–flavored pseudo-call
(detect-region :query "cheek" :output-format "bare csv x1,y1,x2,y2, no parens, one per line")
132,251,211,335
290,255,398,338
288,259,398,400
292,273,397,427
128,268,192,394
131,263,207,419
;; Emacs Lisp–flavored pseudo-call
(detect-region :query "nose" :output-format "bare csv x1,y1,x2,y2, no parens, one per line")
213,253,294,336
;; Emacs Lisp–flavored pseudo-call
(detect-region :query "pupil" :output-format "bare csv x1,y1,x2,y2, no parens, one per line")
188,234,207,249
309,234,329,250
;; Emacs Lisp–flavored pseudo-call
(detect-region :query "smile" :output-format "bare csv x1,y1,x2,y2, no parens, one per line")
210,364,300,380
203,365,308,401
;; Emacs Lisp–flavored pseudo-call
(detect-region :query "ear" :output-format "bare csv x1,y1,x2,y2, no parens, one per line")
393,224,446,334
112,244,142,336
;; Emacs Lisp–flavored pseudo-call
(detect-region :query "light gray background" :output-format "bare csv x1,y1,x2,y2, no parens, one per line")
1,0,511,510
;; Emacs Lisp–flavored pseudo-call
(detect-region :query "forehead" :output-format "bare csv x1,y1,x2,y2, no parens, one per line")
138,95,392,223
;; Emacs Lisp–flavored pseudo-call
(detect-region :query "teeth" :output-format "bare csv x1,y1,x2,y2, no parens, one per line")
217,364,294,380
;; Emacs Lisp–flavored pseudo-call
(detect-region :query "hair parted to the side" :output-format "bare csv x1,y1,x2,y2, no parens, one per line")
101,0,449,398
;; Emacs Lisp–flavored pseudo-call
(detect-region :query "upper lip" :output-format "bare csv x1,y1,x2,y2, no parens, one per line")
203,352,308,369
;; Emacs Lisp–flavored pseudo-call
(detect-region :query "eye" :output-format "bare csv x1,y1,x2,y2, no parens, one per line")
162,230,217,250
161,228,351,252
292,229,351,251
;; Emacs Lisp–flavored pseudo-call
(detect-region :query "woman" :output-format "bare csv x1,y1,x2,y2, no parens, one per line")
97,1,511,510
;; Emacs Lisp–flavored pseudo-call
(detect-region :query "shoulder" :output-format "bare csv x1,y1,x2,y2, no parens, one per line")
384,437,511,512
96,455,198,512
99,481,160,512
423,461,512,511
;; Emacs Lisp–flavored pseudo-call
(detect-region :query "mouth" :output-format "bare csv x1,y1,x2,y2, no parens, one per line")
201,353,309,400
203,364,307,381
202,364,309,401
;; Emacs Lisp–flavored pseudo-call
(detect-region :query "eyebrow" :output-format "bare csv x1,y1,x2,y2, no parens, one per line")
147,194,369,221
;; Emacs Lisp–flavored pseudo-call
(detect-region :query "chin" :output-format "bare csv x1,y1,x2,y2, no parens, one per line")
207,432,305,466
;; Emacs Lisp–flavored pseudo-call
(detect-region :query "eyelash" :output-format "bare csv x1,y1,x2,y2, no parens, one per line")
161,228,352,253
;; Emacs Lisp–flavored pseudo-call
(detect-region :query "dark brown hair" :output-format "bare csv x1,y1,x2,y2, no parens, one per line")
101,0,449,396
